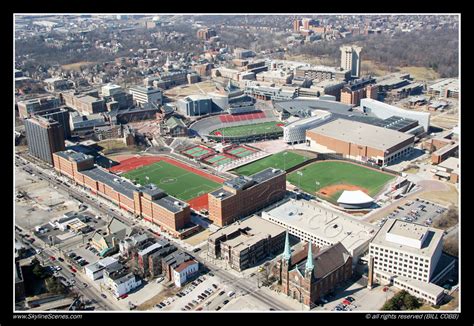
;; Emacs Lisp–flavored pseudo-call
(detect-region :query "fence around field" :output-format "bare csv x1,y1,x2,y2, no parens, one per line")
207,130,283,144
316,153,402,177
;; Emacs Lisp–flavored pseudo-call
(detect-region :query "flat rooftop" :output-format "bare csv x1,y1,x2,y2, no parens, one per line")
209,215,286,249
81,167,137,199
55,150,94,163
308,118,414,151
371,219,444,257
262,199,377,254
438,157,459,173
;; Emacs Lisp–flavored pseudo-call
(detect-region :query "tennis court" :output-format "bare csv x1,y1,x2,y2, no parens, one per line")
181,145,214,160
225,145,257,158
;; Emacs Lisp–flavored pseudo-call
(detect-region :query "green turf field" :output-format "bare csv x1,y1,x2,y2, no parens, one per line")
211,121,283,137
122,161,221,201
287,161,395,201
233,151,308,176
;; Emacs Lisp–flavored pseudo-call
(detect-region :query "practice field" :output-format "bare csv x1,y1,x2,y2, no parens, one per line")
211,121,283,137
233,151,308,176
122,161,221,201
287,160,395,202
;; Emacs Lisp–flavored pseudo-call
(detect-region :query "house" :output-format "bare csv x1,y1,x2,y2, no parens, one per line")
164,116,188,137
85,257,122,281
172,259,199,287
91,217,134,256
103,269,142,297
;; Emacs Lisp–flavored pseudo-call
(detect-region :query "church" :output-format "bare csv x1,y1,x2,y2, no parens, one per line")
272,232,353,307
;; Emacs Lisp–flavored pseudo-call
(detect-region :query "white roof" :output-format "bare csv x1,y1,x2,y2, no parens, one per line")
337,190,374,205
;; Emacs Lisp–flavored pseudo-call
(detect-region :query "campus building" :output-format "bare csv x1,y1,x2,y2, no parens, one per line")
340,45,362,78
283,110,332,144
208,215,286,271
129,86,163,106
176,95,213,116
340,77,378,106
17,95,61,118
208,168,286,227
24,116,65,165
52,150,193,238
306,119,415,166
368,219,448,305
262,199,376,261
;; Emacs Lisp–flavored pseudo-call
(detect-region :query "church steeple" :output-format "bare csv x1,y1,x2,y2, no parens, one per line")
282,230,291,262
305,242,314,272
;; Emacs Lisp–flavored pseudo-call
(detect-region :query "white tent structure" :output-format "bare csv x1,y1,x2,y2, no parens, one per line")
337,190,374,209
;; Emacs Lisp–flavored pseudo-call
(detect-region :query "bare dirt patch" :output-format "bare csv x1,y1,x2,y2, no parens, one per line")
137,284,179,311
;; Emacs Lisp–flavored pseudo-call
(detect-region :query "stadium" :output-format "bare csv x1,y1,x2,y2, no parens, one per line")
109,155,224,211
189,110,283,143
287,160,396,206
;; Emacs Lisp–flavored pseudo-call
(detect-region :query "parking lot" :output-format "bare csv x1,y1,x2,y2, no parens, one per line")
377,198,447,228
159,274,221,311
312,278,398,312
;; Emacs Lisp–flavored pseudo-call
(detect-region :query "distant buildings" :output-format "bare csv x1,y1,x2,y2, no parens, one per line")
208,168,286,227
24,115,65,165
427,78,459,99
294,66,351,82
60,90,106,115
197,28,217,40
208,215,286,271
234,48,255,59
129,85,162,106
44,77,72,92
176,95,213,116
17,95,61,118
340,45,362,78
340,77,378,106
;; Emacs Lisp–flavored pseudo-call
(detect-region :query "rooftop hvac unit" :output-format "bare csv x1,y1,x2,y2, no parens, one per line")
174,201,180,206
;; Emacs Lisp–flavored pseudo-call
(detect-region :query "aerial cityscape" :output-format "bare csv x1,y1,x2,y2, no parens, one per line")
14,14,459,313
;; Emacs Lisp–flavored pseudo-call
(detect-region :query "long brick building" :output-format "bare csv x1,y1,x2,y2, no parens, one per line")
53,150,192,238
208,168,286,227
306,119,415,166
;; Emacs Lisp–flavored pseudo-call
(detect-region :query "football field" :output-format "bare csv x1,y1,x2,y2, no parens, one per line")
233,151,308,176
122,161,221,201
211,121,283,137
288,160,395,201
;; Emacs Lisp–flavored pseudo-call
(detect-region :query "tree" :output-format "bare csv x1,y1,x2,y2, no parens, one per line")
45,277,68,295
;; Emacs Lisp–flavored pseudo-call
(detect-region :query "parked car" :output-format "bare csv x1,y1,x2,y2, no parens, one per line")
223,300,229,305
58,257,64,262
156,277,164,283
227,291,235,297
196,307,203,311
192,248,201,253
219,291,225,296
101,294,107,299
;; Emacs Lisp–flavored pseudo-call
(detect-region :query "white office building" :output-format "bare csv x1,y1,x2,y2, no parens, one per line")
129,86,162,106
102,84,124,97
261,199,377,261
283,110,332,144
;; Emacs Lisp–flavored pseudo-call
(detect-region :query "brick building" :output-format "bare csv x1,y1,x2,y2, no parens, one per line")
271,233,352,307
24,116,65,165
53,150,192,238
207,215,286,271
306,119,415,166
208,168,286,227
340,77,378,106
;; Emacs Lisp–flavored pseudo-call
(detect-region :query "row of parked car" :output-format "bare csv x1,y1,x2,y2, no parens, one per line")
332,296,356,311
67,252,89,267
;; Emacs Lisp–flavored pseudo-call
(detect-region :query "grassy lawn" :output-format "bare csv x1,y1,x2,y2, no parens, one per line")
288,161,395,200
122,161,221,201
233,151,308,176
211,121,283,137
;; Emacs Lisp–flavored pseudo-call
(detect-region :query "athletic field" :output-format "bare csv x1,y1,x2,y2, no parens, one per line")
287,160,395,202
122,161,221,201
233,151,308,176
211,121,283,137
